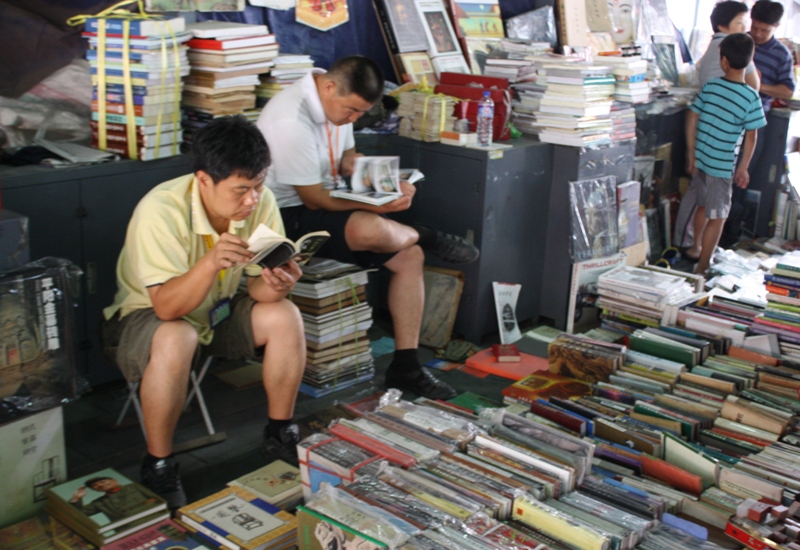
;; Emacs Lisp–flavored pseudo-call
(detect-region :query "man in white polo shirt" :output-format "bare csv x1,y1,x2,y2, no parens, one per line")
257,56,479,400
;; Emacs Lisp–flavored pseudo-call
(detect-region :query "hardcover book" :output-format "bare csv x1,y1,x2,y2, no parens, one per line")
102,519,211,550
227,460,302,507
176,486,297,550
374,0,429,53
502,371,593,403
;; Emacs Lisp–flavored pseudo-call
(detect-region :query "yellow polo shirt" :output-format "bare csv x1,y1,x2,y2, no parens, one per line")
103,173,285,344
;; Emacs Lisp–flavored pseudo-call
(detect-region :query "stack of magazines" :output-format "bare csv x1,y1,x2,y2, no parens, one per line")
397,91,457,142
290,260,375,398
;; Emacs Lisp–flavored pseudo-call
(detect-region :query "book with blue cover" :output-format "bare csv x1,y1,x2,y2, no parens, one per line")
84,16,186,37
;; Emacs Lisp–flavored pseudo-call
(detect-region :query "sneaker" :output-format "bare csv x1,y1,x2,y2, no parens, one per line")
385,368,458,400
415,224,479,264
140,455,187,510
262,424,300,466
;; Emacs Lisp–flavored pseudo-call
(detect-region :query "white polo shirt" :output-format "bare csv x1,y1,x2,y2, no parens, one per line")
257,69,355,208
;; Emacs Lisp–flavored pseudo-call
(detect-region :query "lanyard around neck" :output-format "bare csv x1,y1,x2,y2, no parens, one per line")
202,234,227,298
326,122,340,182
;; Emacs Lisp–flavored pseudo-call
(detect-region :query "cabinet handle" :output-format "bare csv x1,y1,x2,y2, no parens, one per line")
86,261,97,295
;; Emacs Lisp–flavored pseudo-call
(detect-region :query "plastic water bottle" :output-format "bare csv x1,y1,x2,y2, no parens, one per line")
476,91,494,147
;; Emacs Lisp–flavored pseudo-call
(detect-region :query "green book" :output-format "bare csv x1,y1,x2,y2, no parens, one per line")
447,391,502,413
628,335,697,368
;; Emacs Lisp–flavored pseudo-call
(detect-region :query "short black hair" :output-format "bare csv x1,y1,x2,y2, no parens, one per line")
84,477,114,487
191,115,270,184
328,56,384,104
710,1,749,33
720,32,755,69
751,0,784,26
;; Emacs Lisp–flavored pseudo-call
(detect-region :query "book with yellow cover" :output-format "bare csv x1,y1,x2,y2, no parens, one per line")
176,486,297,550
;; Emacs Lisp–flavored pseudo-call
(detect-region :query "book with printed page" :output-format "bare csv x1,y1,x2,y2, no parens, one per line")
186,21,269,39
331,156,412,206
243,224,329,270
101,518,212,550
44,467,167,535
175,486,297,550
227,460,302,508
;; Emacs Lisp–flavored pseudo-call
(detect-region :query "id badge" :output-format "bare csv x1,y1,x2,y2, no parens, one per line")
209,298,231,328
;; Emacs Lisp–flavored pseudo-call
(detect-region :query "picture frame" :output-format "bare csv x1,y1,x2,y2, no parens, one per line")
376,0,429,53
463,37,502,75
399,52,438,84
416,0,463,58
431,54,470,78
448,0,503,39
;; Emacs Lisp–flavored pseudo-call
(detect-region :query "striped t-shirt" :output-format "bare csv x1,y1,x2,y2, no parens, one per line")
690,78,767,178
752,36,795,112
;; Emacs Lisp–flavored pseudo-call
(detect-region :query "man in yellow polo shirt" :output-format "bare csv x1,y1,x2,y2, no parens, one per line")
103,116,305,509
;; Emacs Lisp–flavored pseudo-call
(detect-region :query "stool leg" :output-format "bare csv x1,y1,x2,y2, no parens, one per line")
116,381,138,427
190,369,216,435
184,356,213,411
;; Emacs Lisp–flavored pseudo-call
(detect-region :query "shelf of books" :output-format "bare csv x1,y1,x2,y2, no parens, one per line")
84,15,190,160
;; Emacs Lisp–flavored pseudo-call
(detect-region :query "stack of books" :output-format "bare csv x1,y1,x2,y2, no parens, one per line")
84,16,190,160
397,91,457,142
535,64,616,147
609,101,637,142
183,21,275,144
596,265,704,328
175,486,297,549
601,55,650,103
289,261,375,398
754,253,800,356
44,468,170,546
256,55,315,107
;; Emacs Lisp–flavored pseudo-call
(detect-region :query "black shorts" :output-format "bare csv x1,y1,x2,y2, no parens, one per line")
280,206,396,269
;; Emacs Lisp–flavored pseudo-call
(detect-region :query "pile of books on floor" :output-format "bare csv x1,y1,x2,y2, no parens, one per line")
397,91,457,142
534,64,616,147
23,460,302,549
754,253,800,356
84,15,190,160
597,265,706,330
290,259,375,398
183,21,276,145
256,55,315,107
293,390,738,550
43,467,170,546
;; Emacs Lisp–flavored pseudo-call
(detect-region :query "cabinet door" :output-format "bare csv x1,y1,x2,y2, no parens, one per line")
80,159,192,385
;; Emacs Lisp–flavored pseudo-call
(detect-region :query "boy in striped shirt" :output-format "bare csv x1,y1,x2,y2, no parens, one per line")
686,33,767,274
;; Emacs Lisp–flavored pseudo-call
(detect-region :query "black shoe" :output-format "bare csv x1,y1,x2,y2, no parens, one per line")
262,424,300,466
415,224,480,264
385,368,458,400
140,455,187,511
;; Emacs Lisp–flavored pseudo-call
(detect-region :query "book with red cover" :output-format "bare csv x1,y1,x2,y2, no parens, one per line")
528,401,588,436
710,427,772,447
328,422,416,468
465,348,548,380
502,371,592,403
640,454,704,496
492,344,521,362
187,35,276,51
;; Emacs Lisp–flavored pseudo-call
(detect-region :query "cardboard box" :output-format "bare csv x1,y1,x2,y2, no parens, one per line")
0,406,66,528
0,210,29,272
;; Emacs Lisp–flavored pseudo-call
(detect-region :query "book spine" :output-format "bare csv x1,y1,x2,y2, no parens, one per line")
93,91,146,105
372,0,400,54
186,38,225,50
725,522,772,550
765,274,800,289
85,18,147,36
753,316,800,335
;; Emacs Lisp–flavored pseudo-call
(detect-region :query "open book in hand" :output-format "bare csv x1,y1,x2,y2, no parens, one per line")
331,156,424,205
244,224,330,270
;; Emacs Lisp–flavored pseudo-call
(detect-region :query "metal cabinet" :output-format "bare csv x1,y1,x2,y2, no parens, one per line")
0,156,193,385
355,135,554,343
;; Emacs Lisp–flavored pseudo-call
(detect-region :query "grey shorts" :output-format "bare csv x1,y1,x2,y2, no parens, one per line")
692,169,733,220
102,293,258,382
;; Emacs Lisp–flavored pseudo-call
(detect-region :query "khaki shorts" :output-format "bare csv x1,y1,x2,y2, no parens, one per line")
102,293,258,382
692,169,733,220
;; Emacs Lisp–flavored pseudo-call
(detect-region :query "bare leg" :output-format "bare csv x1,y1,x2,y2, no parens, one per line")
344,211,418,253
251,299,306,420
696,217,724,274
687,205,707,259
139,320,197,457
384,245,425,349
